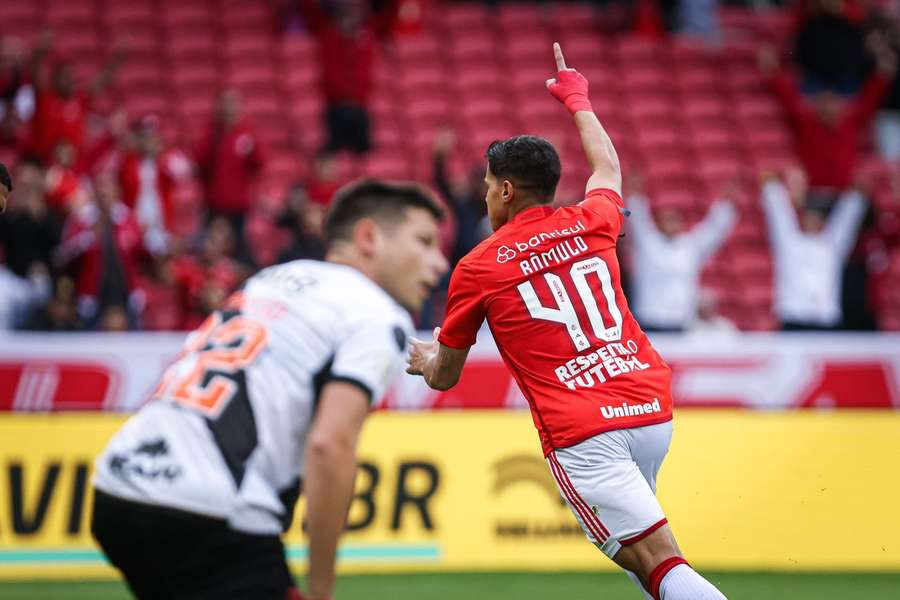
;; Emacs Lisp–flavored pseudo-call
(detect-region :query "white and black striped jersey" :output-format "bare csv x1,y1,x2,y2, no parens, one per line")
93,260,413,534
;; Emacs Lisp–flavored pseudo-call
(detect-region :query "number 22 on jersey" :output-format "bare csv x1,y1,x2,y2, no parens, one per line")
156,311,269,418
517,255,624,351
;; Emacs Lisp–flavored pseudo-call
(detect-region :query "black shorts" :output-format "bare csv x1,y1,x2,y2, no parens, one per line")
91,490,296,600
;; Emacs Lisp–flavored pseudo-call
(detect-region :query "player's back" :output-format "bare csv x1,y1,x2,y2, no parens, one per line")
443,189,672,454
94,260,412,534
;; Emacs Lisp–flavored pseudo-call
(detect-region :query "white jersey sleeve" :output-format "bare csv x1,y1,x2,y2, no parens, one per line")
331,318,409,404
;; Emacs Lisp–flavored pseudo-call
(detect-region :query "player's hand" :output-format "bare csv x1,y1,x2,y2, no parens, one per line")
406,327,440,376
546,42,592,115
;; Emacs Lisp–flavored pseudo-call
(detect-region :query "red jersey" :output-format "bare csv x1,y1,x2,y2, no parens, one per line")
439,188,673,455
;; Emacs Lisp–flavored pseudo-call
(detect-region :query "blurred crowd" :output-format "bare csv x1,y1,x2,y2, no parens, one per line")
0,0,899,334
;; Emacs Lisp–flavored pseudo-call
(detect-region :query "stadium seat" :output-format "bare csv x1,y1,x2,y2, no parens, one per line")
503,34,553,63
497,3,545,32
549,3,598,33
614,36,663,67
440,3,490,32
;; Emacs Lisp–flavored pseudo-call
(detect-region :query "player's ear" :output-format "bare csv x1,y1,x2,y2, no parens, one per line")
501,179,514,203
352,217,380,258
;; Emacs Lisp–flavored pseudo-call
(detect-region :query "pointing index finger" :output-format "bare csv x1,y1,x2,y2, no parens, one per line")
553,42,567,72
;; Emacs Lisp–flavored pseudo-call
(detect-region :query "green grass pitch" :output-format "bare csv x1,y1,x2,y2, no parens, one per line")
2,572,899,599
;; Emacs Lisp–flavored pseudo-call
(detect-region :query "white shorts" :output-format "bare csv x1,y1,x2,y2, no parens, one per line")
547,420,673,559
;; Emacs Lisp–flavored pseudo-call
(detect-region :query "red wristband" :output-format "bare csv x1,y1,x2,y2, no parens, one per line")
548,69,592,115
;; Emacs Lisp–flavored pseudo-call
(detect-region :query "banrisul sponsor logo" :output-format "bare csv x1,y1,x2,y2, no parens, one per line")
600,398,661,419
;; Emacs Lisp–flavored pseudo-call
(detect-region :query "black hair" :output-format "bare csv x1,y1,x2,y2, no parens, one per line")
486,135,561,202
324,179,444,247
0,162,11,192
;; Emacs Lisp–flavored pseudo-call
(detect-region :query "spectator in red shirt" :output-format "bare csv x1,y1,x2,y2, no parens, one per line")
119,116,191,254
28,32,126,163
54,173,152,329
195,89,264,265
759,43,897,190
297,0,397,153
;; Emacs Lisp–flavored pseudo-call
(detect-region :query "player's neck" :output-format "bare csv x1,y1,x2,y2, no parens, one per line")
326,249,375,282
507,200,546,223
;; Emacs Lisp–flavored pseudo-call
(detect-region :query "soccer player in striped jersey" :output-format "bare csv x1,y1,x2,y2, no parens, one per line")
407,44,727,600
92,180,448,600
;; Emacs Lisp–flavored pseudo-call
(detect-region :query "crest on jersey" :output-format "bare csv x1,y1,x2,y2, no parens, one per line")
392,325,407,351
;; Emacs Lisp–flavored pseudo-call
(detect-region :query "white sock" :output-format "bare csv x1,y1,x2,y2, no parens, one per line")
625,570,654,599
659,564,727,599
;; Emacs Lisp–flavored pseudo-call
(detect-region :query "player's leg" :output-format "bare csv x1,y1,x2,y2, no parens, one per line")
549,423,726,599
612,423,727,599
92,489,296,599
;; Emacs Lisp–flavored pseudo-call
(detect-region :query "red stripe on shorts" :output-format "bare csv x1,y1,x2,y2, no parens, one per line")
620,518,668,546
550,453,611,539
547,455,607,543
548,452,611,541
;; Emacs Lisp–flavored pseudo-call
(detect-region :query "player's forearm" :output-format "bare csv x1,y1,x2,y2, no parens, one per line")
574,111,621,189
423,344,469,391
304,439,358,599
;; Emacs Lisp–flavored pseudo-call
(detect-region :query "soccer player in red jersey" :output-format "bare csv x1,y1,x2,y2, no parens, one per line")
407,44,727,600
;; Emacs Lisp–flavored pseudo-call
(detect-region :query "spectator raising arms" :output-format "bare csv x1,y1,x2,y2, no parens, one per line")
297,0,397,153
762,172,868,330
626,189,736,332
758,42,897,190
54,173,153,329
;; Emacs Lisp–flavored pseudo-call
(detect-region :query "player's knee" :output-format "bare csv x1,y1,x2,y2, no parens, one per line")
614,525,682,580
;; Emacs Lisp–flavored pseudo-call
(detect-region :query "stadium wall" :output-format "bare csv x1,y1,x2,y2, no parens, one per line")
0,410,898,579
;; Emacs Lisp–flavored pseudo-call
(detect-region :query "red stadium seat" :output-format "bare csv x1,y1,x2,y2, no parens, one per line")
46,1,96,29
362,152,412,180
556,35,607,68
667,38,717,67
222,34,273,65
440,3,490,31
615,36,664,66
105,1,155,29
744,125,794,154
673,66,722,95
626,95,677,122
446,34,496,63
503,34,553,63
497,3,545,31
548,3,598,33
735,96,783,122
681,96,730,122
280,34,317,62
725,66,767,94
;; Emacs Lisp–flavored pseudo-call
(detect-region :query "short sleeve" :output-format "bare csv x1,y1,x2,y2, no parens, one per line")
330,318,409,405
579,188,627,236
438,260,486,349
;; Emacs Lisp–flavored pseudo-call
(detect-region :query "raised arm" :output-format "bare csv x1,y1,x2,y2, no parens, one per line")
90,41,127,98
689,200,737,262
825,190,867,259
546,43,621,197
626,194,662,245
760,178,799,250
